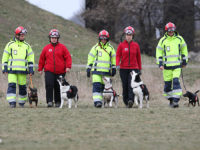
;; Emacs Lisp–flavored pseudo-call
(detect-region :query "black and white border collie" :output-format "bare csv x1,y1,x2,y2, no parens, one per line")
130,70,149,108
57,76,78,108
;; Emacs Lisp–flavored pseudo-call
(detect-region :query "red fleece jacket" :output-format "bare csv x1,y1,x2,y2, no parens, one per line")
116,40,142,70
38,42,72,74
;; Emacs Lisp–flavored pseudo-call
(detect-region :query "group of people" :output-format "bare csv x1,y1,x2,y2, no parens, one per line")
2,22,188,108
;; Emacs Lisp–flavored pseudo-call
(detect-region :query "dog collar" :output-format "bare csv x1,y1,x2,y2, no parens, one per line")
104,87,112,90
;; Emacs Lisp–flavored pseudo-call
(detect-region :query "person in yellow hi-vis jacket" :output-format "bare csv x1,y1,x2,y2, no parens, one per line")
2,26,34,108
86,30,116,108
156,22,188,108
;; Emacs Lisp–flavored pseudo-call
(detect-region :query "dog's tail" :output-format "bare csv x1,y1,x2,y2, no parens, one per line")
116,95,123,97
195,90,199,94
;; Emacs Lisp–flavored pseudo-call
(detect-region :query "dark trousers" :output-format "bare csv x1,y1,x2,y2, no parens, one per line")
45,71,66,104
120,69,141,105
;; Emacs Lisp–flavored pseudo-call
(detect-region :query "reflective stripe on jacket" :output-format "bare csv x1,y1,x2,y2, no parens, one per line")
2,38,34,74
156,31,188,69
86,42,116,76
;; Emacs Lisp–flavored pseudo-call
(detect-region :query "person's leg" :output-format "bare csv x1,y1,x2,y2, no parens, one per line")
54,73,66,107
120,69,130,107
7,74,17,108
172,68,182,107
18,74,27,107
92,74,103,108
45,71,54,107
163,69,173,106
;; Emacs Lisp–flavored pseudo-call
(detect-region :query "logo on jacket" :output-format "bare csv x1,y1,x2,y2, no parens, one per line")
49,49,52,52
14,50,17,55
167,46,170,52
124,48,128,51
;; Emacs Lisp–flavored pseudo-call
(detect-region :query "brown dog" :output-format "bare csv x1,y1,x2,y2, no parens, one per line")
28,86,38,108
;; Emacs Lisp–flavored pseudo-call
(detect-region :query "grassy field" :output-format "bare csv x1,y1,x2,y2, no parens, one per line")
0,65,200,150
0,0,200,150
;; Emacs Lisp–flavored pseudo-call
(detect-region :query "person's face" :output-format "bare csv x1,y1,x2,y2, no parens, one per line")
101,39,107,44
18,34,25,41
51,37,58,43
167,31,174,37
125,34,133,42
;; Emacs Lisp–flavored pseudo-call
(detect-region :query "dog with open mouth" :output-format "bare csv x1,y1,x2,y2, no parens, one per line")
130,70,149,108
183,90,199,107
102,76,119,108
57,76,78,108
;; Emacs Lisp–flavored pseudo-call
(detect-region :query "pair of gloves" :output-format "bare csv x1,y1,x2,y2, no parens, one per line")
87,68,116,78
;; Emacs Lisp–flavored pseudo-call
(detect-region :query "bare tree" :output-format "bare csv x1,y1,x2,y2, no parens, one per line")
82,0,197,54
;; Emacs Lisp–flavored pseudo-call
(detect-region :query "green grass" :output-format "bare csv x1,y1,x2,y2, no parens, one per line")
1,0,200,150
0,66,200,150
0,101,200,150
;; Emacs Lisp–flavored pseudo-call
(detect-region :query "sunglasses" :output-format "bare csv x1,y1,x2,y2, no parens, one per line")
20,29,27,34
99,36,108,40
51,32,59,36
125,30,133,34
167,27,175,32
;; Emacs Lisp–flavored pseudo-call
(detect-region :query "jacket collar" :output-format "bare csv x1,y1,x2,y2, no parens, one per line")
164,31,179,39
50,41,60,46
98,42,109,48
11,37,25,45
124,40,133,44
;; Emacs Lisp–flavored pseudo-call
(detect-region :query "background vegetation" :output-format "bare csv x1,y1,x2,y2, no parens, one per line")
0,0,200,150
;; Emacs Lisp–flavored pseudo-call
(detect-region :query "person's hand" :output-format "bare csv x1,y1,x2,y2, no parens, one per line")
39,71,43,75
159,66,164,70
182,65,186,68
87,68,91,78
116,65,120,70
66,68,70,73
111,68,116,77
30,73,33,76
3,72,8,75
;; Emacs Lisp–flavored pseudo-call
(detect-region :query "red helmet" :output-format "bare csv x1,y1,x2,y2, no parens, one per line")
165,22,176,31
98,30,109,40
124,26,135,34
15,26,27,35
49,29,60,38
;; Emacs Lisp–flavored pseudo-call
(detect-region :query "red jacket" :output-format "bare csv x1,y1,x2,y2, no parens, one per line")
116,40,142,70
38,42,72,74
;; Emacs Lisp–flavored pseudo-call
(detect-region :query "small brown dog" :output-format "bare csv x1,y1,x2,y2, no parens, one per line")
28,86,38,108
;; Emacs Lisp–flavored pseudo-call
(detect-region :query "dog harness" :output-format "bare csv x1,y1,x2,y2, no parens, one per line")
103,87,117,97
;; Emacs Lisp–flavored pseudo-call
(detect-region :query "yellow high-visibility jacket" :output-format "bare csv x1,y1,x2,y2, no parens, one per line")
2,38,34,74
156,31,188,69
87,42,116,76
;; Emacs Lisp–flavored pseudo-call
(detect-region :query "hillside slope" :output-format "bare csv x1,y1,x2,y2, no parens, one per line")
0,0,120,64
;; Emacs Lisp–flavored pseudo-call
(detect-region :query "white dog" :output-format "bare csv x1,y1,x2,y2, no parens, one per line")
57,76,78,108
130,71,149,108
102,76,119,108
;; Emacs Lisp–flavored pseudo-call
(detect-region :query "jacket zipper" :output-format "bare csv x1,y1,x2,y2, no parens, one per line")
128,43,130,66
53,45,56,73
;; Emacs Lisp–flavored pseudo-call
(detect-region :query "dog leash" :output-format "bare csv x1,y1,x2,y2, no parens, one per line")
181,67,187,92
30,75,33,88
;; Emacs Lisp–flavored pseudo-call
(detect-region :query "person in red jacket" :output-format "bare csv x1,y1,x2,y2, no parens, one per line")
38,29,72,107
116,26,142,108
